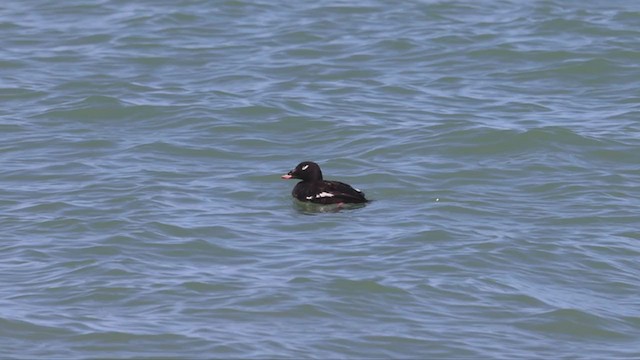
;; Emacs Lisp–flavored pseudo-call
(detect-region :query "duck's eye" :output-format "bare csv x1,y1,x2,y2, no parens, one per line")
301,164,309,171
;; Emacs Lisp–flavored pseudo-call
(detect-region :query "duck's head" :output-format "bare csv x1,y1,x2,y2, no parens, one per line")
281,161,323,181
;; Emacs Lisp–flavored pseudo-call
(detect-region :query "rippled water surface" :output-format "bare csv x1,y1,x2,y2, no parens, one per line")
2,0,640,358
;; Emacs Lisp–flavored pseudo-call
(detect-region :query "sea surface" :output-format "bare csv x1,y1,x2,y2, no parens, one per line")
1,0,639,358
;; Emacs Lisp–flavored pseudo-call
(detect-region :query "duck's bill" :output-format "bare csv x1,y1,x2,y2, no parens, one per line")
281,174,293,179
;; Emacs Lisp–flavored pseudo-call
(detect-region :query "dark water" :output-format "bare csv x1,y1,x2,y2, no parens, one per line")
2,0,640,358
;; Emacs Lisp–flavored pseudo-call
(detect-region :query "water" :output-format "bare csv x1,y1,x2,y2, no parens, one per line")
2,0,640,358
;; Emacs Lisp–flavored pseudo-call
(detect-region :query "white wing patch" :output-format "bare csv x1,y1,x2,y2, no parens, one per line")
315,192,334,198
301,164,309,170
305,195,314,200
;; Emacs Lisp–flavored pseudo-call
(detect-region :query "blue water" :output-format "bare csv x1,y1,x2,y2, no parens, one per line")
2,1,640,358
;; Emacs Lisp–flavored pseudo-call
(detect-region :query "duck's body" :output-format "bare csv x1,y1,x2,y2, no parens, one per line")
281,161,368,204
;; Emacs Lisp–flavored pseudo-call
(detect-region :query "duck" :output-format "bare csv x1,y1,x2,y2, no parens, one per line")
281,161,368,204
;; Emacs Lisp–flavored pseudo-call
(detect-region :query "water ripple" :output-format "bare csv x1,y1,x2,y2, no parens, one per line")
2,0,640,358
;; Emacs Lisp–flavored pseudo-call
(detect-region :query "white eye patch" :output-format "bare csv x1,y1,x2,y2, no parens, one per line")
301,164,309,171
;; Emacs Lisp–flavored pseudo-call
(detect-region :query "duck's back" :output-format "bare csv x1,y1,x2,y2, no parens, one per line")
293,180,368,204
